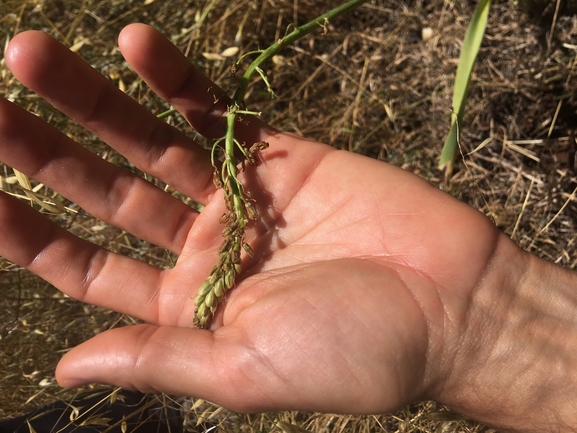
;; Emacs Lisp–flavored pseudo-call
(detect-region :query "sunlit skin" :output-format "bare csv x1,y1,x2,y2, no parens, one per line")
2,24,577,433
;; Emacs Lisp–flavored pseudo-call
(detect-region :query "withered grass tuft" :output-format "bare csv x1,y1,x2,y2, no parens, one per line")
1,0,576,432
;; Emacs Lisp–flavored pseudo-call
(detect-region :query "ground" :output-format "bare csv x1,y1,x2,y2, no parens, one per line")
0,0,576,432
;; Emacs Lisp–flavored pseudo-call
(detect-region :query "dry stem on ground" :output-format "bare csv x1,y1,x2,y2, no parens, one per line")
0,0,575,432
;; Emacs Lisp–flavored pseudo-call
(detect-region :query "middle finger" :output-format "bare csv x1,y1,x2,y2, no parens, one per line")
0,97,197,253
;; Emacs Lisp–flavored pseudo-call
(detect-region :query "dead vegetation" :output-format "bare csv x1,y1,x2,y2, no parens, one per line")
0,0,575,431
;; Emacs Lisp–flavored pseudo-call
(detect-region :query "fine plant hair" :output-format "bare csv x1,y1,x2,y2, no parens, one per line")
192,0,370,329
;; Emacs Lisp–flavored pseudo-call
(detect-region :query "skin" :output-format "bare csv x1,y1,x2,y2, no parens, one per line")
2,24,577,432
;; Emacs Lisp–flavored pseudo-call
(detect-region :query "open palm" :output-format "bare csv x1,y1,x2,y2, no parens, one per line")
1,24,509,415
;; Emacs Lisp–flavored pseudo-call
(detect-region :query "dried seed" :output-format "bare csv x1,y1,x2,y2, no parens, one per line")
249,141,269,153
218,237,233,253
247,154,258,166
219,212,231,224
212,171,223,189
222,222,239,237
245,201,258,220
221,47,239,57
242,242,254,258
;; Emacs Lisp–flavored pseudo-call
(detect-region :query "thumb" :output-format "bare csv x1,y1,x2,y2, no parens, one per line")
55,324,262,411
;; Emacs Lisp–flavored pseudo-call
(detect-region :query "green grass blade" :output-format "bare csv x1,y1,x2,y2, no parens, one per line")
441,118,460,172
439,0,492,173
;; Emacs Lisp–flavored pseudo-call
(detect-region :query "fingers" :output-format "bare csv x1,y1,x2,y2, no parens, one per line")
117,24,340,224
0,97,196,253
5,30,215,205
0,191,166,320
53,260,424,415
117,24,279,145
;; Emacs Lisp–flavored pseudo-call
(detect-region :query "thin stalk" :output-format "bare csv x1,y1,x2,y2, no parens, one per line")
233,0,370,104
225,111,246,225
193,0,370,329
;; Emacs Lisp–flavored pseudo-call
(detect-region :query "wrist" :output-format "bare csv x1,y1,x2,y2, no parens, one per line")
437,234,577,432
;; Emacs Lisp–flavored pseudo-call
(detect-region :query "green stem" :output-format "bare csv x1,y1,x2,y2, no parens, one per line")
194,0,370,328
224,110,245,223
232,0,370,104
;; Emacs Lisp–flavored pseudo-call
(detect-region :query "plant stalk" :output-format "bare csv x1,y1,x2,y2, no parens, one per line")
193,0,371,328
233,0,370,104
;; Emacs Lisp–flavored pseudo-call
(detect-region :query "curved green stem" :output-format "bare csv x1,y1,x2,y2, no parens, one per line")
232,0,370,104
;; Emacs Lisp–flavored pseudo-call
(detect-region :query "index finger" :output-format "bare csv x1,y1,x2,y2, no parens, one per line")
117,24,279,146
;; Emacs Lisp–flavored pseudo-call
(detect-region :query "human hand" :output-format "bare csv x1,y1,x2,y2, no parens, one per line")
3,24,577,431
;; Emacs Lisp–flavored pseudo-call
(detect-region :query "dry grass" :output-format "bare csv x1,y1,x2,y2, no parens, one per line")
0,0,576,431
